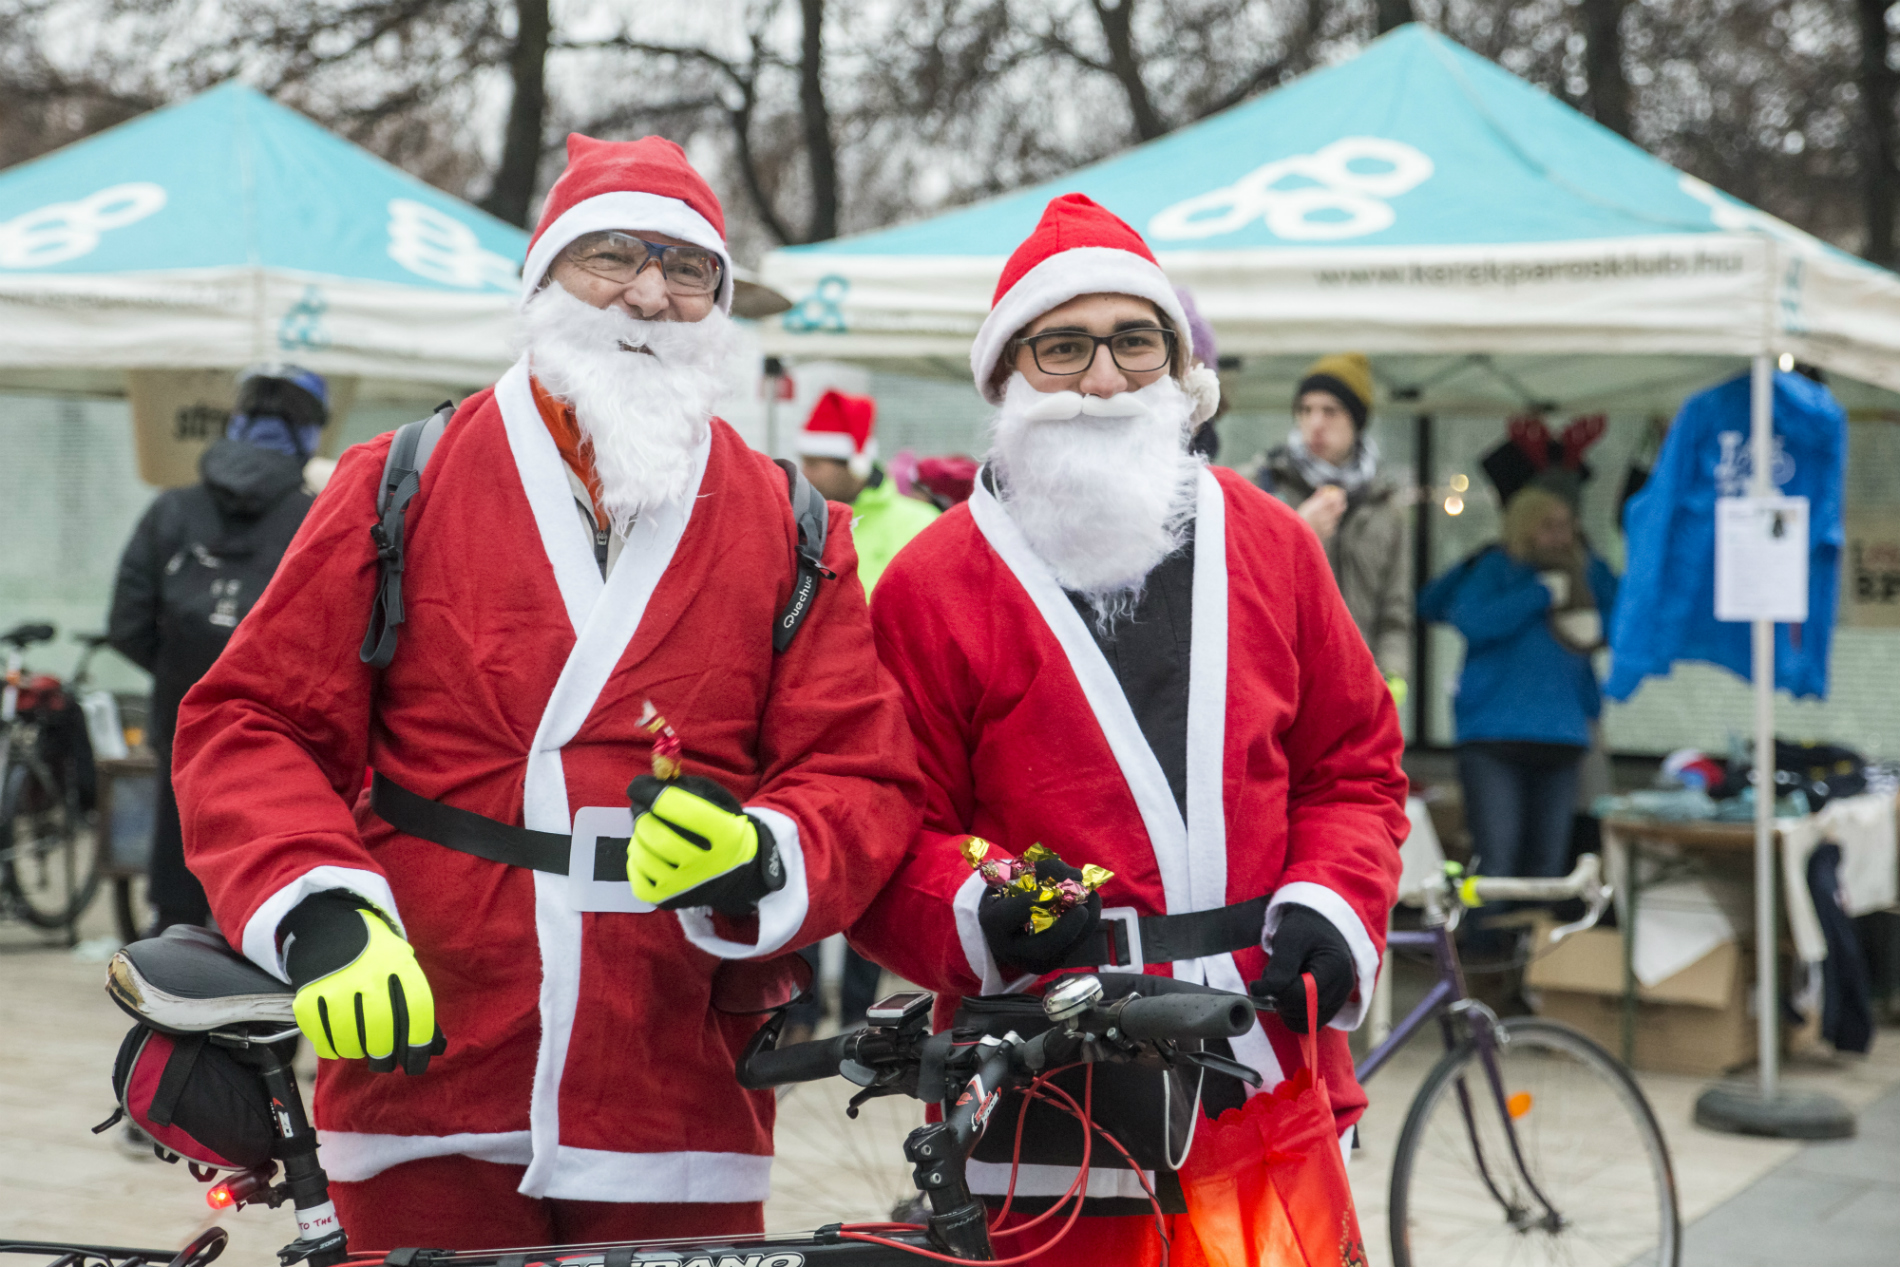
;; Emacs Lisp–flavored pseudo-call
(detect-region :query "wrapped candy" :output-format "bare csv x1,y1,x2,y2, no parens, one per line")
960,837,1113,934
637,700,684,781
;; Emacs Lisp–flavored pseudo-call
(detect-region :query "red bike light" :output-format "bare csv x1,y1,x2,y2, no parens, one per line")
206,1183,236,1210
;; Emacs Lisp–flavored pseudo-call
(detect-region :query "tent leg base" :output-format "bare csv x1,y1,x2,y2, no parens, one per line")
1693,1082,1856,1139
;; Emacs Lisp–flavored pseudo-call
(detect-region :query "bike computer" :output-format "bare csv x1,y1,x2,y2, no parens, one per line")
865,990,932,1024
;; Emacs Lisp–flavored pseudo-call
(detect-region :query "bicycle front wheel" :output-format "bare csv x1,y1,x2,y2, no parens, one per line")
1390,1017,1679,1267
0,756,98,932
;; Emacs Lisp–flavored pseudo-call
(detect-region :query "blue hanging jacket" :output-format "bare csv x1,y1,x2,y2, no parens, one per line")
1603,370,1846,701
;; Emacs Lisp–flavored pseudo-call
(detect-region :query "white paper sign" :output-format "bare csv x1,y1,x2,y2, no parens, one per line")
1715,495,1809,622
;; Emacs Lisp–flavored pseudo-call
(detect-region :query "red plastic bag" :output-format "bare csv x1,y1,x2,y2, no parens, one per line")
1175,975,1367,1267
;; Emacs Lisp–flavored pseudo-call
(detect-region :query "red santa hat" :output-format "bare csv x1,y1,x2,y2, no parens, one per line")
969,193,1192,404
794,390,878,479
521,133,735,312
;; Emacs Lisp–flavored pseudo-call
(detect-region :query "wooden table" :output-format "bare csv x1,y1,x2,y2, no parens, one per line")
1599,815,1779,1068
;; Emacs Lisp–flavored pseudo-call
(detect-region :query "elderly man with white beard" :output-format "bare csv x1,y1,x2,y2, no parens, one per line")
851,194,1408,1264
171,135,920,1249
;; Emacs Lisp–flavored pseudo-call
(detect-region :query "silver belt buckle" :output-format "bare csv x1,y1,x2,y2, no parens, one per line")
1098,906,1143,973
568,806,653,913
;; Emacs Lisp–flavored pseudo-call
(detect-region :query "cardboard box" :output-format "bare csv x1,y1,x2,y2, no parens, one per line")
1526,926,1753,1076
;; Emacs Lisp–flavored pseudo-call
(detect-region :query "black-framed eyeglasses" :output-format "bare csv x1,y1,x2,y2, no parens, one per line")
559,230,724,296
1015,327,1176,376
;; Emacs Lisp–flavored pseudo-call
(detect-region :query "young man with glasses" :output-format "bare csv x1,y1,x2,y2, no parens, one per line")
171,134,920,1248
851,194,1407,1262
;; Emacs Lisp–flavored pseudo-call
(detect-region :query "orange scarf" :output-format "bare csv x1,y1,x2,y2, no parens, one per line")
530,377,607,531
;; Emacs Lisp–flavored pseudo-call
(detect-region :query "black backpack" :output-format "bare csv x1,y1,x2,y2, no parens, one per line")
359,404,831,669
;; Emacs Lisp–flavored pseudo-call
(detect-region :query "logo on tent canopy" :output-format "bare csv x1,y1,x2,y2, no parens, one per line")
387,198,519,291
1147,138,1433,243
0,182,167,268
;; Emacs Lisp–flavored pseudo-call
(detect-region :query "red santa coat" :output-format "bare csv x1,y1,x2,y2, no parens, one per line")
854,465,1405,1199
174,358,921,1204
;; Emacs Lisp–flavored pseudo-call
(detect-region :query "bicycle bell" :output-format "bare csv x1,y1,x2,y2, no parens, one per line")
1042,974,1104,1028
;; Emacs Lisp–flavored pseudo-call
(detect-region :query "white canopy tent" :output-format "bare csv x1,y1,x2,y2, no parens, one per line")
760,23,1889,1131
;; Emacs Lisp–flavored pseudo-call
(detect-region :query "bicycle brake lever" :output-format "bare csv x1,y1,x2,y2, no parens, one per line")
1178,1046,1263,1087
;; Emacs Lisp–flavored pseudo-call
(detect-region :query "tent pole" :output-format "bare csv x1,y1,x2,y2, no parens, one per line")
1748,353,1778,1104
1693,352,1853,1139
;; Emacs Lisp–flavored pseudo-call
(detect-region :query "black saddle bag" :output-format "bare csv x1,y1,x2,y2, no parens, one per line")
105,1025,275,1170
953,973,1246,1176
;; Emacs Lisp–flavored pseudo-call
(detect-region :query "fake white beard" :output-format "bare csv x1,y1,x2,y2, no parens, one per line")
989,373,1202,629
518,283,735,535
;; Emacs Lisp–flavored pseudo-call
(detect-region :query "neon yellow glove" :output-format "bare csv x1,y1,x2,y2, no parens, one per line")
1386,676,1409,710
628,775,785,913
283,894,442,1074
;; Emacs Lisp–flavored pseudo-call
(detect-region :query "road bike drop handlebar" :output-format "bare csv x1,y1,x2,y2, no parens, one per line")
738,977,1257,1262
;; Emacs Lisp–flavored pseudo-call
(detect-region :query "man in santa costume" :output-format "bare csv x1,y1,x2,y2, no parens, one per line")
173,134,920,1248
794,388,938,596
853,194,1407,1261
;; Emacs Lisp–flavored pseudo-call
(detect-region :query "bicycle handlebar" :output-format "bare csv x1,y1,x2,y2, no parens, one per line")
735,1032,855,1089
1113,992,1256,1040
1464,853,1604,903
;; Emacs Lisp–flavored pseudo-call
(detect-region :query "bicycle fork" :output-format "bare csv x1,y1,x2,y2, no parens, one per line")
1445,1003,1566,1235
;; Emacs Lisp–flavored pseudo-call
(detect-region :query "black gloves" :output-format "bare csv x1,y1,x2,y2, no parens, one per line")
978,855,1103,976
1251,904,1356,1034
627,774,786,915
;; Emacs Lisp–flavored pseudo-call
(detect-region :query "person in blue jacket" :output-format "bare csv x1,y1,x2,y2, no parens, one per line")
1420,481,1618,879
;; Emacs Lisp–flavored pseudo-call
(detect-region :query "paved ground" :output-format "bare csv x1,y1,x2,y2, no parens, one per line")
4,904,1898,1265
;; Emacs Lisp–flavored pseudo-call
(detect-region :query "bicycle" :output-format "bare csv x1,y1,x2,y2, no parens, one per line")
85,925,1261,1267
0,622,105,942
1360,854,1681,1267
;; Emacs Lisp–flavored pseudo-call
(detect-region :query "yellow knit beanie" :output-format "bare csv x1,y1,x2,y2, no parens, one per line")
1296,352,1374,428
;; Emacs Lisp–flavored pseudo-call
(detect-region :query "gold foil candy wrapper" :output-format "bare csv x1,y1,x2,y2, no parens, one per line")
1079,864,1114,891
1020,843,1055,864
1027,907,1058,934
960,837,993,868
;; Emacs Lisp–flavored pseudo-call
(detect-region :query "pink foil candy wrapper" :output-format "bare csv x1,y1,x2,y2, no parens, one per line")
960,839,1114,935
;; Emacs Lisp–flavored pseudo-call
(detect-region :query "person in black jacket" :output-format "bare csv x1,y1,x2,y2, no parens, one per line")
108,364,325,933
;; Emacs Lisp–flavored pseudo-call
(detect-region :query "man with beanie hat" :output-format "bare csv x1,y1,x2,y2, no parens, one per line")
853,194,1405,1264
795,388,938,594
1256,352,1413,701
171,134,920,1248
108,363,325,934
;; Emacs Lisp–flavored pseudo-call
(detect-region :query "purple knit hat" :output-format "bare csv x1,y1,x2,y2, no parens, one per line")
1175,286,1216,366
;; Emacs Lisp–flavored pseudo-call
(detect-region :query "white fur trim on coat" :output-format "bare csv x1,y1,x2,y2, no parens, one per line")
674,805,811,959
1265,881,1382,1032
520,192,734,313
970,247,1190,402
968,468,1283,1090
547,1146,773,1203
241,866,404,982
317,1130,533,1183
952,869,1036,997
496,355,714,1198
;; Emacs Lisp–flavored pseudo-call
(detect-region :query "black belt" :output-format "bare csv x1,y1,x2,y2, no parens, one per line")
1060,895,1271,970
370,773,629,882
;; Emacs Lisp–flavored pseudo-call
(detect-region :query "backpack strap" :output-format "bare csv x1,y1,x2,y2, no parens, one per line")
360,402,453,669
772,458,832,652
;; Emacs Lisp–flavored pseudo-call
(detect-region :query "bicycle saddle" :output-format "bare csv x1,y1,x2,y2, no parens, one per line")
107,925,295,1035
0,621,54,648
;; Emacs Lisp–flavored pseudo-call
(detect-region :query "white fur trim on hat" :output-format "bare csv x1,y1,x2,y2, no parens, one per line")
969,247,1190,403
795,431,876,460
1184,363,1222,426
520,191,734,313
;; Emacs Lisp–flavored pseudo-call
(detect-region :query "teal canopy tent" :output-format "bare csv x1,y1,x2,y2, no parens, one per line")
0,81,528,397
760,24,1900,400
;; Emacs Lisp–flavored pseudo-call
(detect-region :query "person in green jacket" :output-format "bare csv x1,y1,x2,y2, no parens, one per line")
791,387,938,1037
795,388,939,593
